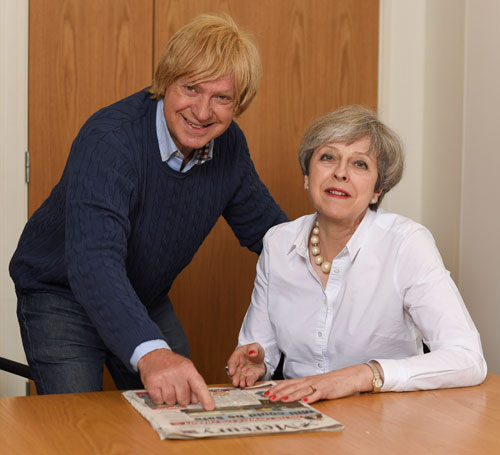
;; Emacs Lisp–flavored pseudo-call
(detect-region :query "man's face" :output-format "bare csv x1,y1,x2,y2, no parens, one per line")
163,74,235,157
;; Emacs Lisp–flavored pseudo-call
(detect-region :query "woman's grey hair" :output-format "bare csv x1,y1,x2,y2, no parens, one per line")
298,105,404,210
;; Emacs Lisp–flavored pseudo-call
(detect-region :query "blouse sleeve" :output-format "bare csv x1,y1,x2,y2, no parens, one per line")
375,228,487,392
237,234,282,379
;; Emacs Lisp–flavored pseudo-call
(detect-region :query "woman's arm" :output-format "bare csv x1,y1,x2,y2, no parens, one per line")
228,234,282,381
260,362,378,403
377,228,487,392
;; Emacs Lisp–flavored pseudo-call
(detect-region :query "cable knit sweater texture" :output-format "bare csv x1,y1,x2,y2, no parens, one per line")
10,89,287,367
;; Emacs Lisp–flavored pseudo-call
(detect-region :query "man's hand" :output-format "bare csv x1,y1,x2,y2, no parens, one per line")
227,343,266,388
137,349,215,410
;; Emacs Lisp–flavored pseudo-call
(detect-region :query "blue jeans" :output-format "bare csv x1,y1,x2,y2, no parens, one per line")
17,292,189,394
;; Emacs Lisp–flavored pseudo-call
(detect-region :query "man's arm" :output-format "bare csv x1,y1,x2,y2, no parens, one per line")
65,131,212,407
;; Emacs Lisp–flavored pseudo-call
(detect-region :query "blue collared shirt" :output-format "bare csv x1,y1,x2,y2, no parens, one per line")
156,98,213,173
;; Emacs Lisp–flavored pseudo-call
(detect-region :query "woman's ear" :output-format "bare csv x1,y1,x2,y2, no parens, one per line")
370,189,383,204
304,175,309,190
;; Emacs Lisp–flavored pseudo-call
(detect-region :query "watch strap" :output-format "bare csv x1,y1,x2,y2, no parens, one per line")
366,361,383,393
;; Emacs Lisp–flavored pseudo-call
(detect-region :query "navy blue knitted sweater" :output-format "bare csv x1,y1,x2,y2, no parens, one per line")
10,89,287,367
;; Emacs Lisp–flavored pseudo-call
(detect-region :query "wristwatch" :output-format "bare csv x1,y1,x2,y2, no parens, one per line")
366,361,383,393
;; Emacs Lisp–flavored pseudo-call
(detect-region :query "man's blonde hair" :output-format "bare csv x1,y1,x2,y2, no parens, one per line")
149,13,261,117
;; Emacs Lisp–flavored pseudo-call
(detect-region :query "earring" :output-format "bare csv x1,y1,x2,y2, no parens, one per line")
370,197,377,204
306,184,309,190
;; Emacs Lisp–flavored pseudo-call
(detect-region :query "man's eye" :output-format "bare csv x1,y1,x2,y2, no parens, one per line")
185,85,195,91
217,95,233,104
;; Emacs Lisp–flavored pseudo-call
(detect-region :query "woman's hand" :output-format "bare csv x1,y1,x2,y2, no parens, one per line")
227,343,266,388
263,364,375,404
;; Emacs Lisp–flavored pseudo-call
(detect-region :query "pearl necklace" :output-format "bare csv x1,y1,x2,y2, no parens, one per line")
310,220,332,274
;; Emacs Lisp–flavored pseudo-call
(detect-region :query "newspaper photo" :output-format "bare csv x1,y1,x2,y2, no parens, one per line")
122,382,344,439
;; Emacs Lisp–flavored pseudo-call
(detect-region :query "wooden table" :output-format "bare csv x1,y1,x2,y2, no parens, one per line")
1,374,499,454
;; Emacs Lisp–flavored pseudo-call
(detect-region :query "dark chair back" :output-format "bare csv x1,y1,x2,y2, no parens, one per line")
0,357,32,379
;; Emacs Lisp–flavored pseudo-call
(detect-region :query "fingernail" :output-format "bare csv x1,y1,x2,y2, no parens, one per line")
282,396,289,401
270,395,277,401
302,397,308,402
249,350,256,355
264,390,270,396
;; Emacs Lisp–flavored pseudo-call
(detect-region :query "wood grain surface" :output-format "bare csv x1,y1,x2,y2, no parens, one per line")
1,375,498,455
29,0,153,213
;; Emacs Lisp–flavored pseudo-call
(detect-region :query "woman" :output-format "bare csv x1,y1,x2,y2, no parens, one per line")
227,105,486,403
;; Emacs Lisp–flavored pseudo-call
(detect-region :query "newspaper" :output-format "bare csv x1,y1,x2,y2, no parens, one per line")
122,382,344,439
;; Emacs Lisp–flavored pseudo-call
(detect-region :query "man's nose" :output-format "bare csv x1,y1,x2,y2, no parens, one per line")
192,96,212,122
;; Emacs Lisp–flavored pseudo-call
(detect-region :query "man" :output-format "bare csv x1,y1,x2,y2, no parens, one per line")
10,13,287,410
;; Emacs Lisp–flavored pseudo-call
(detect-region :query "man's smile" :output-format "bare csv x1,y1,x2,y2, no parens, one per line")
182,115,212,129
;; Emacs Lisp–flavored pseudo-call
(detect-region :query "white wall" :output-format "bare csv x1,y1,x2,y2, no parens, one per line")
379,0,465,279
420,3,465,278
0,0,29,396
460,0,500,374
378,1,426,223
380,0,499,374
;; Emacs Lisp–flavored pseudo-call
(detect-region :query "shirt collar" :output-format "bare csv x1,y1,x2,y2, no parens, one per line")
289,209,377,262
156,98,214,164
345,208,376,261
289,214,318,259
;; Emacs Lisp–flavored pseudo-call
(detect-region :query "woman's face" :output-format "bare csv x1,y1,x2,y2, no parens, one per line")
304,136,381,229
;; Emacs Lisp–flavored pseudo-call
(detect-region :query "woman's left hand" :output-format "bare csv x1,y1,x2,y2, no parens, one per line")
227,343,266,388
263,364,374,404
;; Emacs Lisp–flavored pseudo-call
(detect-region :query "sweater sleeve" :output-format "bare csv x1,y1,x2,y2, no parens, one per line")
222,125,288,254
65,130,166,370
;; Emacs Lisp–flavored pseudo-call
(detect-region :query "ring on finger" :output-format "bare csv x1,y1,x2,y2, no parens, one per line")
309,385,317,394
240,371,248,378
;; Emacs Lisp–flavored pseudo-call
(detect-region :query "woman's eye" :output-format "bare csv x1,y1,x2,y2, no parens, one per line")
185,85,195,92
320,153,333,161
354,160,368,169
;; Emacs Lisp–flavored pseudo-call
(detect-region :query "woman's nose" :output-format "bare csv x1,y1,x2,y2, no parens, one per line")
333,163,348,181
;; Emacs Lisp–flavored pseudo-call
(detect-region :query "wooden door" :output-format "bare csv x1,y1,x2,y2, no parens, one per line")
28,0,378,387
155,0,379,383
29,0,154,213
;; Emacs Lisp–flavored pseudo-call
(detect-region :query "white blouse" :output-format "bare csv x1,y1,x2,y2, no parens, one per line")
238,209,487,392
